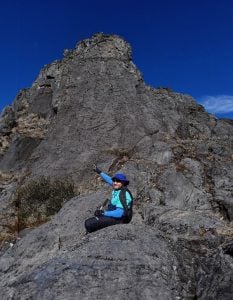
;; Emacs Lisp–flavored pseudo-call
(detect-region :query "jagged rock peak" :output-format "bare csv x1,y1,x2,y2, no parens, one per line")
64,32,132,61
0,32,233,300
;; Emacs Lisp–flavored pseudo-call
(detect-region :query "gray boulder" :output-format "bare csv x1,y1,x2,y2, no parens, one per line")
0,33,232,299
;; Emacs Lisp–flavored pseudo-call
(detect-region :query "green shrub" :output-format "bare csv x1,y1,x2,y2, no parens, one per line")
14,176,75,229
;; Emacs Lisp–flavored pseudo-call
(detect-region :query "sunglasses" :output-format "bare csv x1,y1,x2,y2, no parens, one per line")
112,179,122,183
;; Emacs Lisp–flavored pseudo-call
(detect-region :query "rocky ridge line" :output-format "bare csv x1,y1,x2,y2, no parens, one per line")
0,33,232,299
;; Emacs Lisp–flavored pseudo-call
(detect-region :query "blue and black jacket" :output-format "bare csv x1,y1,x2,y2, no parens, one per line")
100,172,133,218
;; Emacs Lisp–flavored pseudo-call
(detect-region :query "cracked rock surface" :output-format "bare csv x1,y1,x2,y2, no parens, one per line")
0,33,233,299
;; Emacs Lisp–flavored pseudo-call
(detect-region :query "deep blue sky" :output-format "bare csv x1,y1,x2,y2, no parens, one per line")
1,0,233,119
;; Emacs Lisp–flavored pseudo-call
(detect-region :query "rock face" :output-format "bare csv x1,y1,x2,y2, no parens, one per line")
0,33,233,299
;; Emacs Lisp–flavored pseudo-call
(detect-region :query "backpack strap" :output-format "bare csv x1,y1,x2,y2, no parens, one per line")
119,187,133,222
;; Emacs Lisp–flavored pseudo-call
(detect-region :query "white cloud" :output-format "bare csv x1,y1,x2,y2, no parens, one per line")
198,95,233,114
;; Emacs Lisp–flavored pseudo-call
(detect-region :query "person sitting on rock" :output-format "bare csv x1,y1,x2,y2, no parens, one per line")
84,165,133,233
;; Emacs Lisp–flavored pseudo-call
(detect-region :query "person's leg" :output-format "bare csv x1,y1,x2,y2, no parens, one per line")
85,216,123,233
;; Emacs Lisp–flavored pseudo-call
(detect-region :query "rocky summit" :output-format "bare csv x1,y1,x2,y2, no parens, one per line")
0,33,232,299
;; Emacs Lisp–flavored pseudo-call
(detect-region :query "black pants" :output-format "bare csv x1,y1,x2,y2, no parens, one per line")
85,216,124,233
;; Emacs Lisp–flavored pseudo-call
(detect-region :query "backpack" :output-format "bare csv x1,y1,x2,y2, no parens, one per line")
119,186,133,223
